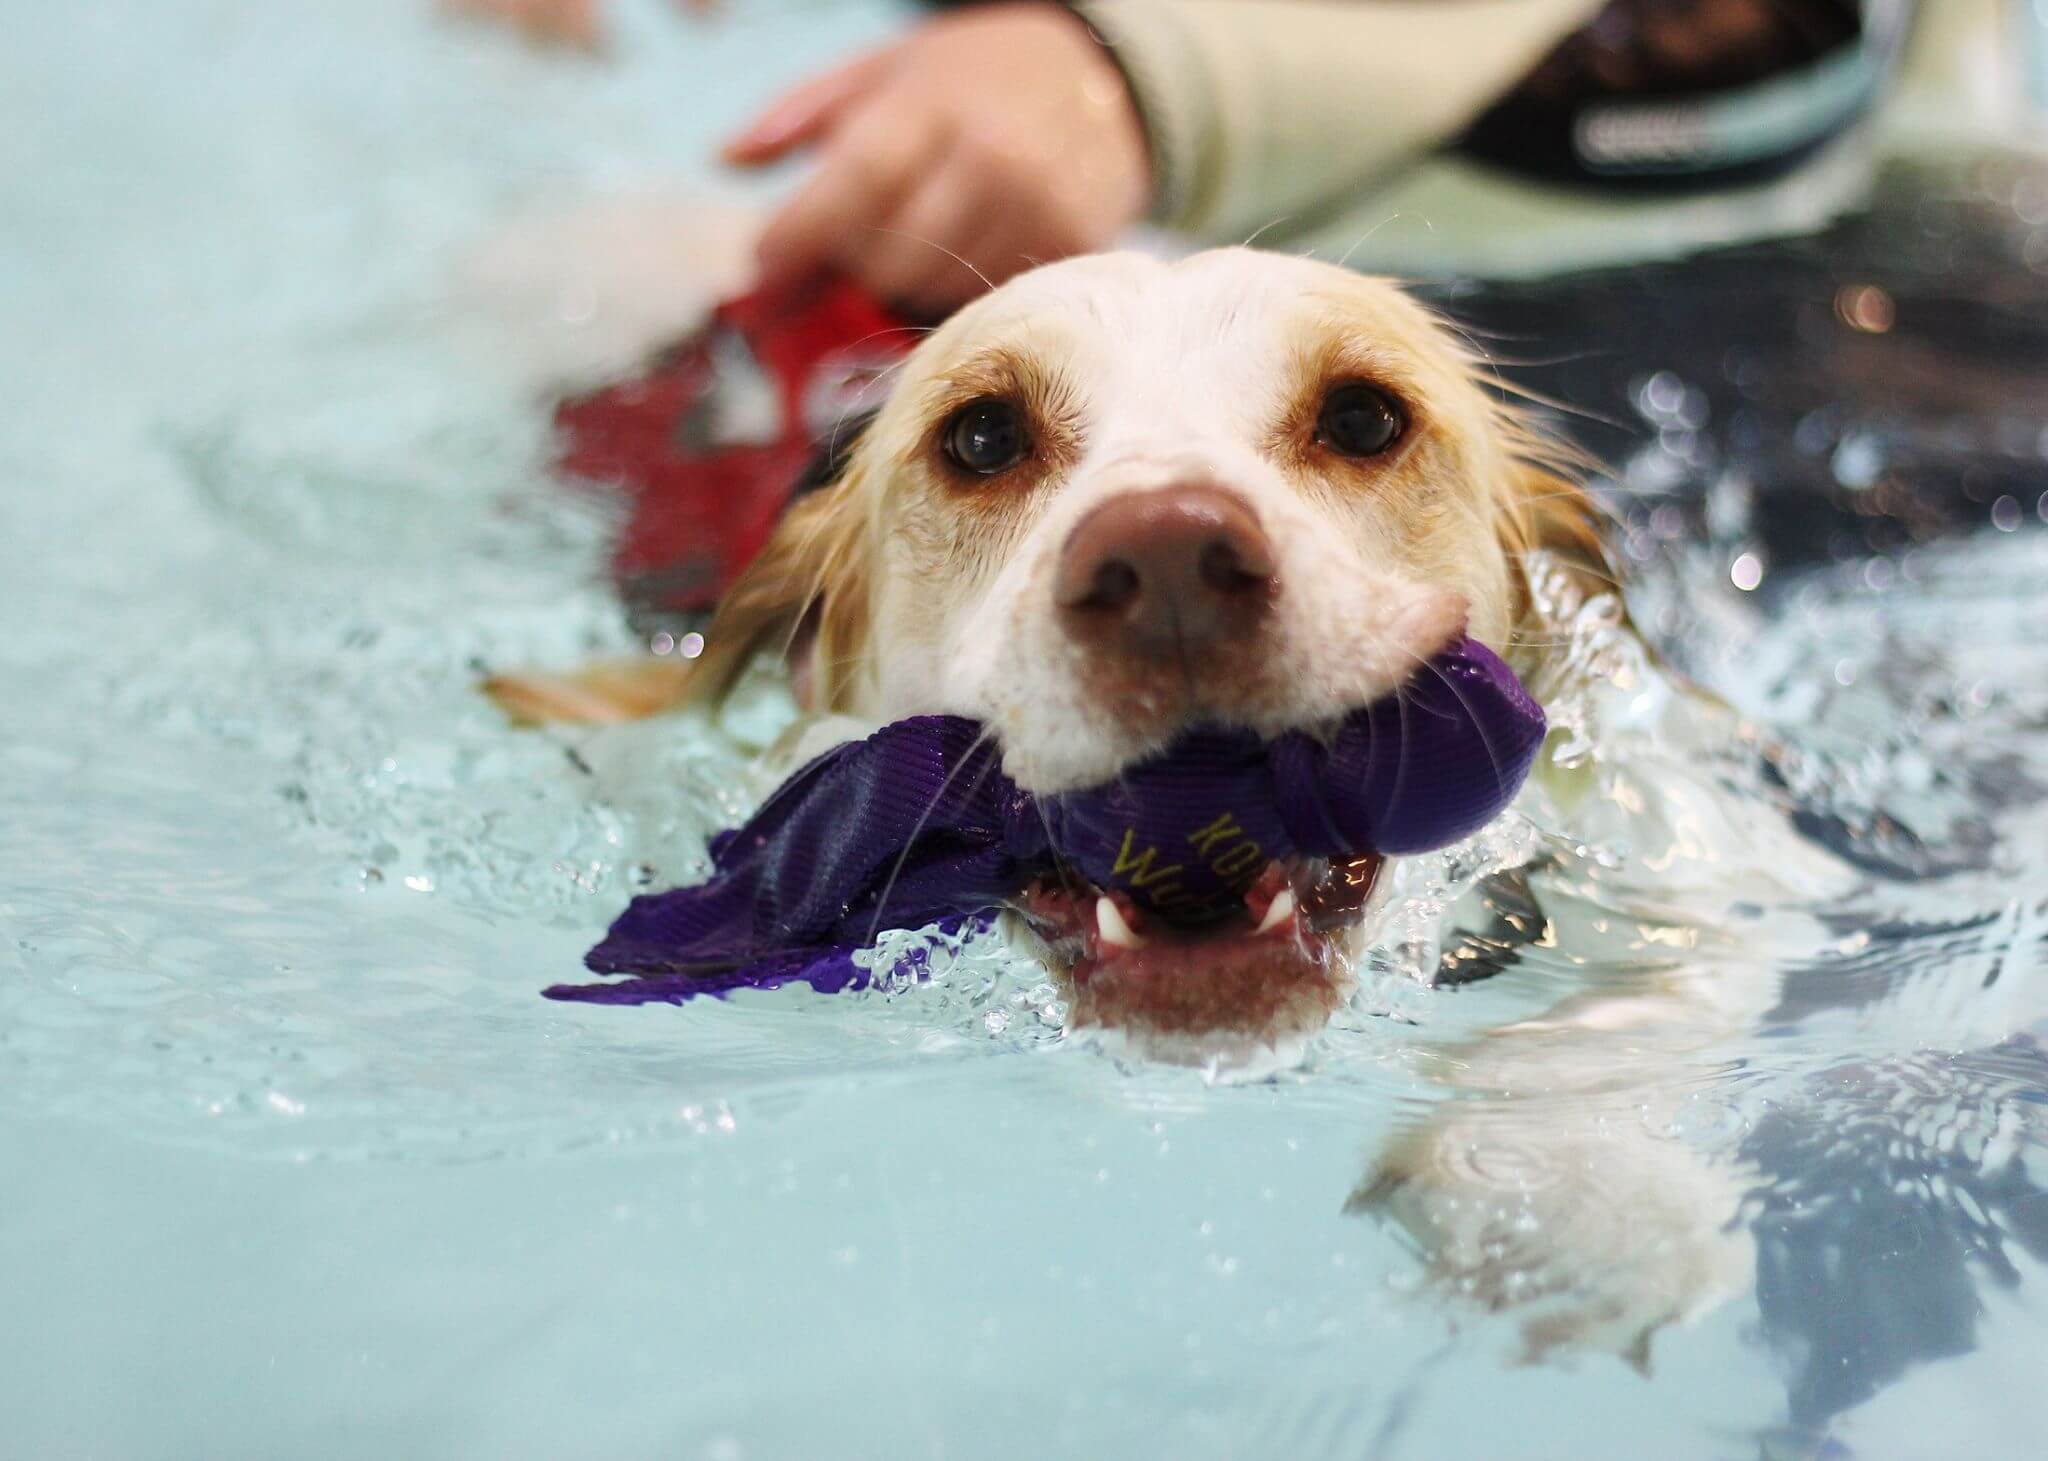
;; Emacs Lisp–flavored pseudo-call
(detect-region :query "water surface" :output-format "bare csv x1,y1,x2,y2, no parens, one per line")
4,5,2047,1458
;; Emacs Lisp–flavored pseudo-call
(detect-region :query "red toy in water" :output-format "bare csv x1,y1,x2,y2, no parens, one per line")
552,279,916,617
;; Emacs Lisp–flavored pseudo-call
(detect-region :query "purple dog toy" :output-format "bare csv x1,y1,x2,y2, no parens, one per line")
551,636,1546,1006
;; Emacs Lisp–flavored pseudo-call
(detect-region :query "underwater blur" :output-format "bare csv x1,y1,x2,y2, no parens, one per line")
3,2,2047,1458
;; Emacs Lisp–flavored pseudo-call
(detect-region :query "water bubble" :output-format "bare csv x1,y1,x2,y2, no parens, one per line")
1990,496,2022,533
1793,410,1837,456
1705,473,1755,539
1834,284,1895,334
1831,433,1884,489
1635,371,1688,422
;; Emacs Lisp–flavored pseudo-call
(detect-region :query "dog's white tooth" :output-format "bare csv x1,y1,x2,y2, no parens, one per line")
1096,896,1147,950
1254,888,1296,937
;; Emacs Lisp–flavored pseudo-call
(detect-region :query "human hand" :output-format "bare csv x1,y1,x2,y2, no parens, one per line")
720,3,1150,315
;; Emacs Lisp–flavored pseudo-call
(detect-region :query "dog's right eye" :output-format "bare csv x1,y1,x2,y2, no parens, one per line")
1315,383,1404,459
942,399,1029,476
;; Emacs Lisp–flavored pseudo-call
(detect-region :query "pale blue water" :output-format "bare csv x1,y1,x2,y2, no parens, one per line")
4,4,2048,1459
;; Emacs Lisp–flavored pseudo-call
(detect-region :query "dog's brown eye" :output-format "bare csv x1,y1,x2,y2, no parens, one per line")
1316,383,1404,458
942,399,1028,476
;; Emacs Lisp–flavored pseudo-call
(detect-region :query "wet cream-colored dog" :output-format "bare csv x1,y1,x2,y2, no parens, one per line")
497,248,1609,1054
496,246,1852,1364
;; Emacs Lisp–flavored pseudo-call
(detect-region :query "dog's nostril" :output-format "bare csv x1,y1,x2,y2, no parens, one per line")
1082,559,1142,613
1055,484,1276,655
1198,539,1269,596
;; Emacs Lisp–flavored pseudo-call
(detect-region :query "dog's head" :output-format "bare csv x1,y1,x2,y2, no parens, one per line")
698,249,1599,1057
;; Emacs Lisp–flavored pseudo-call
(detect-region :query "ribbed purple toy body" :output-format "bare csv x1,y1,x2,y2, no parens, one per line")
554,636,1546,1005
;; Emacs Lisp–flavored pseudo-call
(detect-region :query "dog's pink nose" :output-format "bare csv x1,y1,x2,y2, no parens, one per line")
1055,486,1276,660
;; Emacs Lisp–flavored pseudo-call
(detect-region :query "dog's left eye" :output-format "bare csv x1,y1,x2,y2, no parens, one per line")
942,399,1029,476
1316,383,1404,458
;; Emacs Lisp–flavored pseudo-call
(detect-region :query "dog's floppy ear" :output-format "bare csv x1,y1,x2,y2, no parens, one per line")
1498,461,1617,622
685,463,875,712
482,430,877,725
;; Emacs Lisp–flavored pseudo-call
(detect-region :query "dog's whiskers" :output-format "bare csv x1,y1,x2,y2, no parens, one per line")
864,225,995,296
1334,211,1435,271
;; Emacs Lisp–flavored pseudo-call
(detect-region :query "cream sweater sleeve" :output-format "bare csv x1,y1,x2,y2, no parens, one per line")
1074,0,1611,239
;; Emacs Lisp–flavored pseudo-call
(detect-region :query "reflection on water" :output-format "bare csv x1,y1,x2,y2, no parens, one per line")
2,1,2047,1451
1746,1039,2048,1436
1341,150,2048,1452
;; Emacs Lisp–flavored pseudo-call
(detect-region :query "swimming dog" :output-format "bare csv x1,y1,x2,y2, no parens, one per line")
495,249,1611,1056
490,246,1874,1364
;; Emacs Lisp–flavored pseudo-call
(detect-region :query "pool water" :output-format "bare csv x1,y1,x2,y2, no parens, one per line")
4,3,2047,1458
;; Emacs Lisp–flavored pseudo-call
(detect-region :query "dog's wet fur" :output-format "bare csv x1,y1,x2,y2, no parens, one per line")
493,249,1612,1061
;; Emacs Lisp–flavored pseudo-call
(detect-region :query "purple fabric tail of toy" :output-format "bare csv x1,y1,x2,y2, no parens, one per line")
548,636,1547,1006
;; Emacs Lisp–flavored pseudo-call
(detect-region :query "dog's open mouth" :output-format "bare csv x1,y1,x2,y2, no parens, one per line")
1017,854,1384,1041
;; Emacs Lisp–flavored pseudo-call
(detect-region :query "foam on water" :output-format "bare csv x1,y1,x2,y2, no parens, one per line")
4,4,2048,1457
